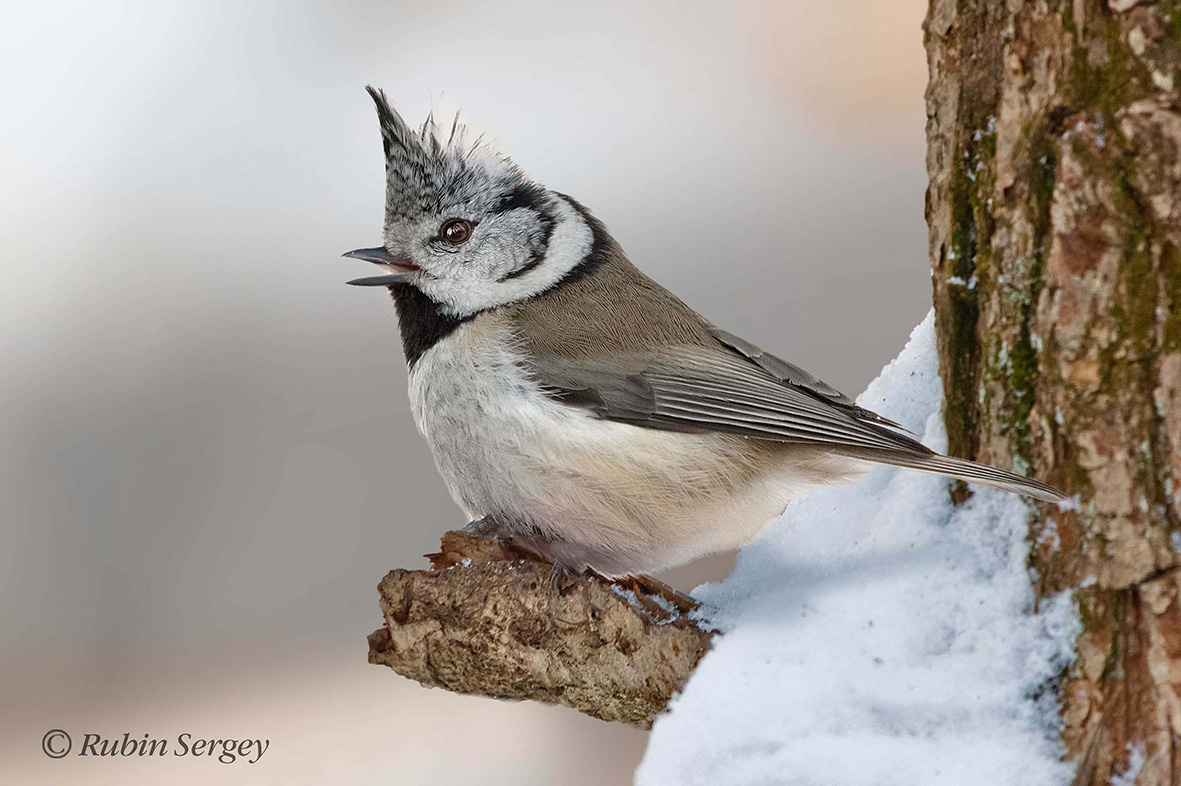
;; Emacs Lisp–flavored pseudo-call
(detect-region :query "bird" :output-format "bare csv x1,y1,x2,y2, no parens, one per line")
343,87,1066,579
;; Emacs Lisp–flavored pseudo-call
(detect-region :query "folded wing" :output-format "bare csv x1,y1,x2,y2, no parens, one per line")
530,342,1065,503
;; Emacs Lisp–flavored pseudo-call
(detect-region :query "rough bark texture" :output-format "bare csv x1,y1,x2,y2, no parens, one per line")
925,1,1181,782
367,532,713,729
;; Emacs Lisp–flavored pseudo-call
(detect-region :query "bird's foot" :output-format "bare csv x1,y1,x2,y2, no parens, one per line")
612,574,698,617
549,562,586,595
461,516,506,538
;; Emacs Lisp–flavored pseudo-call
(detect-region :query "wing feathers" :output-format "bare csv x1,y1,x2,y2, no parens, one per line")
706,324,908,430
531,343,930,455
652,392,908,450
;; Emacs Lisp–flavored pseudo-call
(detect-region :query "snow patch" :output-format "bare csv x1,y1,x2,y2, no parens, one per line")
638,312,1079,786
1112,744,1147,786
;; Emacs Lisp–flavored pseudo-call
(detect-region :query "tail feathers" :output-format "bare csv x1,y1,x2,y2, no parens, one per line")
836,448,1067,503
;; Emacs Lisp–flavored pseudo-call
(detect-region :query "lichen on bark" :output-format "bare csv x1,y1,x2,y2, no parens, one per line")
925,0,1181,781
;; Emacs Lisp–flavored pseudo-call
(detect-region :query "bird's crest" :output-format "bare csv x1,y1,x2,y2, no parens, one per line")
364,86,525,219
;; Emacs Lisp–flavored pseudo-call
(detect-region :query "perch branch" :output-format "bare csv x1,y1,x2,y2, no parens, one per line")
367,531,715,728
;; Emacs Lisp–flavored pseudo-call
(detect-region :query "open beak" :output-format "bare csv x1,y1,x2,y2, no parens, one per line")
342,246,420,287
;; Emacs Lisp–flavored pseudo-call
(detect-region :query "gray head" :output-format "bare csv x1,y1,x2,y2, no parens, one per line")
345,87,594,317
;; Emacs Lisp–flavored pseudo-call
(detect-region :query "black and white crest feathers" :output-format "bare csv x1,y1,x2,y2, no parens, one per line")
364,86,528,221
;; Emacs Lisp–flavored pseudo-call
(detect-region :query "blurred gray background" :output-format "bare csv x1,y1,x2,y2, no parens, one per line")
1,0,928,782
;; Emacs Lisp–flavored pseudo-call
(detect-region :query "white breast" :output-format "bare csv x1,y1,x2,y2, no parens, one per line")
407,315,558,523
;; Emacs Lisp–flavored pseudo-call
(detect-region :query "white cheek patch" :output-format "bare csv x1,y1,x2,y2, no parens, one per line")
418,196,593,317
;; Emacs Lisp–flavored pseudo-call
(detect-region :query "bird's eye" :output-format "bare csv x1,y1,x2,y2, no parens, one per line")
440,218,473,246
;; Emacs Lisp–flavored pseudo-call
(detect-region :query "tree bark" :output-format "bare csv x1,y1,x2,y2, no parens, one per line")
367,532,713,729
924,1,1181,782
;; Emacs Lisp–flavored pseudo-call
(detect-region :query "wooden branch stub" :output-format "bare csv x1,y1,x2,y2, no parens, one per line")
367,531,714,728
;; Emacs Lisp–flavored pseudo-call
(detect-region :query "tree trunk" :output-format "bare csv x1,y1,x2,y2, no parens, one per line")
924,1,1181,783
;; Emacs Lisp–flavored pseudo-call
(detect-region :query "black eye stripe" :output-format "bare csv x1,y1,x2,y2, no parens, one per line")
494,183,549,214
